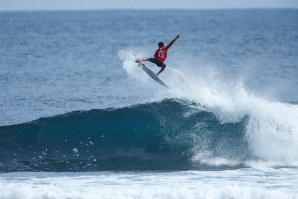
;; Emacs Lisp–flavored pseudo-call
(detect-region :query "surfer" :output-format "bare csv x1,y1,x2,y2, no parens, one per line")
143,35,180,76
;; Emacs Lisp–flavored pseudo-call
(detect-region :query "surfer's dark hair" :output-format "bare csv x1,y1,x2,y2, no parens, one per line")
158,42,164,47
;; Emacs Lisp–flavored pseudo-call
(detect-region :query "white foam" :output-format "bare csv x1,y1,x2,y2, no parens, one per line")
166,63,298,166
192,151,240,167
246,100,298,166
1,171,297,199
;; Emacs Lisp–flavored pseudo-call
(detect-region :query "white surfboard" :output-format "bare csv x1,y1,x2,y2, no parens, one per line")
135,58,170,88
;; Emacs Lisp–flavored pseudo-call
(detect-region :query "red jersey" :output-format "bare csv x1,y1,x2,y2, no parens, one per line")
154,46,169,63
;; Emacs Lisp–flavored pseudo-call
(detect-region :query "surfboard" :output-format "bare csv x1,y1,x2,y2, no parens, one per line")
135,58,170,88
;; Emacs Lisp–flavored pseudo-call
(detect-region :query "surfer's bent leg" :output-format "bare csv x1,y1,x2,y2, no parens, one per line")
145,58,155,63
156,63,166,76
145,58,166,76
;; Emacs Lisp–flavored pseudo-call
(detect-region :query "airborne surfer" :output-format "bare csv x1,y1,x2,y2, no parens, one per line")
142,35,180,76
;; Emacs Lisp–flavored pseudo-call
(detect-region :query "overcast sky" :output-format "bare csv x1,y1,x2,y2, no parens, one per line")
0,0,298,11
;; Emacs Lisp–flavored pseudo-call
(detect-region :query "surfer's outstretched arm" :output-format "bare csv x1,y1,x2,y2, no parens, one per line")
166,35,180,49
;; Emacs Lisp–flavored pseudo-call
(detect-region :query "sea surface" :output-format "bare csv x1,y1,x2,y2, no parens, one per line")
0,9,298,198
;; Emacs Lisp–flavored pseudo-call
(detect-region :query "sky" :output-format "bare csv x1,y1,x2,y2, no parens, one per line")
0,0,298,11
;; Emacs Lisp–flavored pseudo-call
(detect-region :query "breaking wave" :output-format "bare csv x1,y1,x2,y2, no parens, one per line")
0,99,250,172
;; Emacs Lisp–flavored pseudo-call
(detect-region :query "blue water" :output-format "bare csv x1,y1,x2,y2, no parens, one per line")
0,9,298,198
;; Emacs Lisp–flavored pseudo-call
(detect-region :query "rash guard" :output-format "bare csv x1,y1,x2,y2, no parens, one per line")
154,40,176,63
154,46,169,63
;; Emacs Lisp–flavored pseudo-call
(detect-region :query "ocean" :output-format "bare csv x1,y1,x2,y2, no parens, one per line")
0,9,298,198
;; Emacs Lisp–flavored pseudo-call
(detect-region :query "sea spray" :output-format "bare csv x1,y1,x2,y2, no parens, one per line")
119,49,298,168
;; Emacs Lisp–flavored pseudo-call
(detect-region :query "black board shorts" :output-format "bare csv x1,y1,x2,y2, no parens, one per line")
148,58,166,68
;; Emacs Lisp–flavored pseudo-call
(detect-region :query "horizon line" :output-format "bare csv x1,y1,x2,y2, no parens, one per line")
0,7,297,12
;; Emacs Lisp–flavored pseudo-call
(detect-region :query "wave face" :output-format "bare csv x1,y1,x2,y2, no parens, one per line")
0,99,249,172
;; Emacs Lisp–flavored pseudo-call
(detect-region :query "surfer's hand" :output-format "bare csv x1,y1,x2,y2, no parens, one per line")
176,35,180,39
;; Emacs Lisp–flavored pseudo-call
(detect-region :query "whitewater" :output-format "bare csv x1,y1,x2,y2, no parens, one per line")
1,10,298,198
119,49,298,168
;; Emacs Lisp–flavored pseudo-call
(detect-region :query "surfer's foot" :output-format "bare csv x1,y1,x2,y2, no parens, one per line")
135,58,144,63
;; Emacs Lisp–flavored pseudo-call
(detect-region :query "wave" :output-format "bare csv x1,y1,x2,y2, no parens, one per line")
2,46,297,172
0,99,251,172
